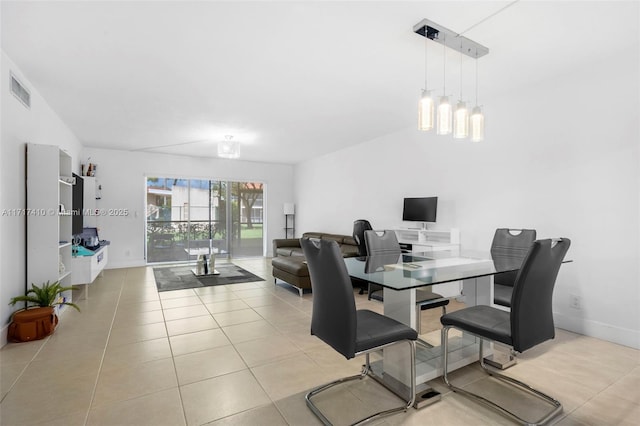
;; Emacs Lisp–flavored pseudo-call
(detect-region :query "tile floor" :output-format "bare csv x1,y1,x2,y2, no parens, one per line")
0,258,638,425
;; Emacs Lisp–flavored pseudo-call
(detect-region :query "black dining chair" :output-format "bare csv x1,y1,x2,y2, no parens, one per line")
301,237,417,425
364,230,449,334
491,228,537,308
441,238,570,425
352,219,373,294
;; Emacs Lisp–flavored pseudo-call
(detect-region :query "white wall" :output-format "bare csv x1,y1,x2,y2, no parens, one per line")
294,50,639,349
81,148,293,268
1,51,83,346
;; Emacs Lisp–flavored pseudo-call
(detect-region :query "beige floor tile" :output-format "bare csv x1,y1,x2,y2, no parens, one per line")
112,309,165,328
166,314,219,336
241,294,284,308
180,369,270,425
169,328,231,356
107,321,168,346
253,304,310,325
163,304,210,321
600,366,640,404
228,282,262,291
16,350,103,388
565,393,640,426
0,339,48,365
213,308,263,327
159,288,197,300
235,334,302,367
174,345,247,385
222,319,280,344
160,295,205,309
231,288,272,299
87,387,186,426
0,372,96,425
273,390,324,426
197,292,240,303
205,299,250,314
0,361,27,399
251,354,335,401
119,290,161,304
101,337,172,371
204,403,288,426
92,357,178,407
31,409,89,426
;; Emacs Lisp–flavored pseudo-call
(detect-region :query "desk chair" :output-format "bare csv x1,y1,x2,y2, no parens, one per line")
364,230,449,335
301,238,417,425
441,238,570,425
352,219,373,294
491,228,537,307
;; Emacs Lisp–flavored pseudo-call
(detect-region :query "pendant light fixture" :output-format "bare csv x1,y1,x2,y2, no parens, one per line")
418,34,434,131
453,43,469,139
218,135,240,159
436,33,452,135
413,19,488,141
470,48,485,142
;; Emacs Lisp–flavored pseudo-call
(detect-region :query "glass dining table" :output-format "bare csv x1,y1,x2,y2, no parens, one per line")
343,249,527,406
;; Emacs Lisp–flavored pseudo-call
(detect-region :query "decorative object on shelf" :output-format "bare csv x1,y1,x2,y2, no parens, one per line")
218,135,240,159
284,202,295,238
414,19,488,141
59,254,66,275
7,281,80,342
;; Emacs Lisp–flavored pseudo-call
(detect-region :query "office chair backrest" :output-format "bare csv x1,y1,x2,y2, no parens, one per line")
491,229,537,287
301,237,357,359
364,230,402,256
353,219,373,256
511,238,570,352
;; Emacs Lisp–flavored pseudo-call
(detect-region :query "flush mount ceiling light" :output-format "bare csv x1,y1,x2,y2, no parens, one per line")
414,19,488,141
218,135,240,159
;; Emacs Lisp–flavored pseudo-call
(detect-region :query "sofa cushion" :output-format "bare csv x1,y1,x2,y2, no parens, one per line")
272,256,309,276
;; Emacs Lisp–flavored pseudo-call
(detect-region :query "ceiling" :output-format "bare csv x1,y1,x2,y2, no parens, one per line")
2,1,638,164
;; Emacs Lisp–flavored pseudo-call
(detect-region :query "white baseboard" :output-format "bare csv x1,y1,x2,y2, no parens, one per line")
1,323,8,348
555,311,640,350
105,259,147,269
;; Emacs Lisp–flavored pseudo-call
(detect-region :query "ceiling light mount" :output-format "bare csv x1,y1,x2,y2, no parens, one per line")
413,19,489,58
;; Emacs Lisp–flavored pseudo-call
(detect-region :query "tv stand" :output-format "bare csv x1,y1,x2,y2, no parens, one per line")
394,228,460,250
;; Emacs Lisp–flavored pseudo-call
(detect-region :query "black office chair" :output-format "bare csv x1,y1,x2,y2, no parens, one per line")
364,230,449,334
491,228,537,307
301,237,417,425
352,219,373,294
441,238,570,425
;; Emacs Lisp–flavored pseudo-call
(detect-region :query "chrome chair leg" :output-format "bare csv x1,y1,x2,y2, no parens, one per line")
441,326,562,426
305,340,416,426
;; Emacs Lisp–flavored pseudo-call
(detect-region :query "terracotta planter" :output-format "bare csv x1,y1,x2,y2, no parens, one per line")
7,307,58,342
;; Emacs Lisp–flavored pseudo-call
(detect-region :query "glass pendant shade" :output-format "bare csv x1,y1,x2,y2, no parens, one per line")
470,106,485,142
418,90,435,131
218,136,240,158
437,96,452,135
453,101,469,139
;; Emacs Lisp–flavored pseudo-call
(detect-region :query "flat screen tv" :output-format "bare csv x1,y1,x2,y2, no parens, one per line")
402,197,437,224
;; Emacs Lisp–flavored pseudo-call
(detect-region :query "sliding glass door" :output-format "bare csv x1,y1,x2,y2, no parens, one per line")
146,177,263,263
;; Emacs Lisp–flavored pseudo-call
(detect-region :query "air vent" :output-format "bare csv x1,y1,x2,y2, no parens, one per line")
10,73,31,109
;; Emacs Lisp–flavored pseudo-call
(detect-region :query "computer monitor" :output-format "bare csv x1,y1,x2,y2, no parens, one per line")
402,197,437,227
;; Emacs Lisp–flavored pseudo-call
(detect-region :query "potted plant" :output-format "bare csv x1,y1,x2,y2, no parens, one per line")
7,281,80,342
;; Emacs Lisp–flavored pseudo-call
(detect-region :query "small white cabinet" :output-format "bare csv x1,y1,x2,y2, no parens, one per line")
71,246,108,286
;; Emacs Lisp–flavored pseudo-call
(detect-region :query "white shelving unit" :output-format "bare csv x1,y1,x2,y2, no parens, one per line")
26,143,74,312
394,228,460,252
394,227,461,298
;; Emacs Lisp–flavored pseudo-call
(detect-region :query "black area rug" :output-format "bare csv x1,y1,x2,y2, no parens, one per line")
153,264,265,292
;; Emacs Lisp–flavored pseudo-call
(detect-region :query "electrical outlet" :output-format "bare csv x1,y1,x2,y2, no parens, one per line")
569,294,581,310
